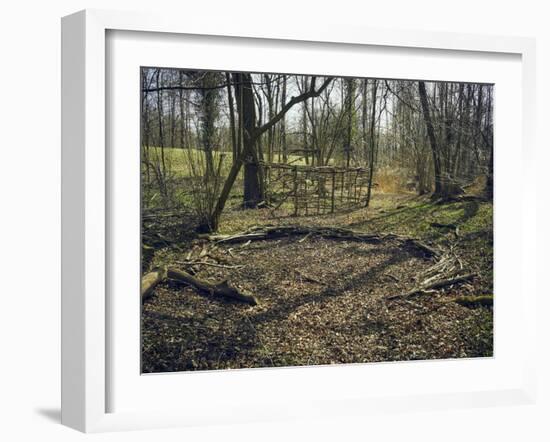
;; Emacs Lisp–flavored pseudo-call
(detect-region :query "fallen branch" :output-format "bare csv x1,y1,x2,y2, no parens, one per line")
298,232,313,243
388,273,476,300
383,273,400,282
201,225,440,259
427,273,475,290
176,260,245,270
141,267,257,305
141,267,167,302
203,226,393,243
167,268,258,305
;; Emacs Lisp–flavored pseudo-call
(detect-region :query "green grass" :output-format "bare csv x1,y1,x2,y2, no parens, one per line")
351,195,493,294
352,197,493,243
144,146,310,178
142,146,337,211
215,193,493,258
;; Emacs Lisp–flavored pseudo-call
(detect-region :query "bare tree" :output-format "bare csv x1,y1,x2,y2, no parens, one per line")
419,80,445,198
365,79,378,207
206,76,334,231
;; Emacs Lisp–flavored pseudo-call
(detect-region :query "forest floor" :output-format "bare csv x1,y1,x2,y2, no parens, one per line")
142,192,493,373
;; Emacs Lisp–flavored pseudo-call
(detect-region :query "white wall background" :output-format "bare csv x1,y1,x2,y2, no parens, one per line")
0,1,547,440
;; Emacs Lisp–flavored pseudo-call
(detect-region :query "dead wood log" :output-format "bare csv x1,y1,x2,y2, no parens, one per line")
141,267,167,302
427,273,475,290
388,273,476,300
175,260,245,270
203,225,390,243
141,267,256,305
166,268,258,305
202,225,440,259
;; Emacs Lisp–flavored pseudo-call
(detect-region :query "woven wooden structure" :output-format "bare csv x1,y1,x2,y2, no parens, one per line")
261,162,371,216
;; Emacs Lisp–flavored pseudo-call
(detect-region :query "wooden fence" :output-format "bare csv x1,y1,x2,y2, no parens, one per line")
262,162,371,216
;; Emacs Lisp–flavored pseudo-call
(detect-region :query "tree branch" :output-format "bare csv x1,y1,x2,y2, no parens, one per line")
255,77,334,137
142,75,289,94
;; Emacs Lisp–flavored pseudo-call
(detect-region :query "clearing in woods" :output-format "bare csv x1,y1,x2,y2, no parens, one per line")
140,70,494,372
141,193,493,372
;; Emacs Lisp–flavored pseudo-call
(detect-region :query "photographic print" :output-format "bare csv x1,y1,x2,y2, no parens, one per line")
140,69,493,373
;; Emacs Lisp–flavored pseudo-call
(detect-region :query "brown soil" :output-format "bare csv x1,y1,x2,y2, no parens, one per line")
142,234,492,373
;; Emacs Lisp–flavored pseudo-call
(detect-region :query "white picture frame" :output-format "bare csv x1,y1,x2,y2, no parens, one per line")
61,9,537,433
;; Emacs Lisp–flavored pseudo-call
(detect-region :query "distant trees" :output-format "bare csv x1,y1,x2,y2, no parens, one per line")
418,80,443,197
344,78,355,168
417,80,493,199
141,68,493,231
196,71,223,177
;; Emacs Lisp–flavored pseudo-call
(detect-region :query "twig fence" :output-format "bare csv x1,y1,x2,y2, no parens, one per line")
261,162,371,216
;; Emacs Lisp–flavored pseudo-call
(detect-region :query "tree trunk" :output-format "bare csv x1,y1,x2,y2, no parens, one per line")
365,79,378,207
485,146,493,199
345,78,354,168
301,77,310,165
418,81,444,198
198,72,219,177
226,72,238,162
155,69,167,198
240,73,263,208
280,75,287,163
361,79,368,163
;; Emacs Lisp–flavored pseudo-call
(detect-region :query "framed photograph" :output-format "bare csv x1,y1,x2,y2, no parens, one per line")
61,9,537,432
